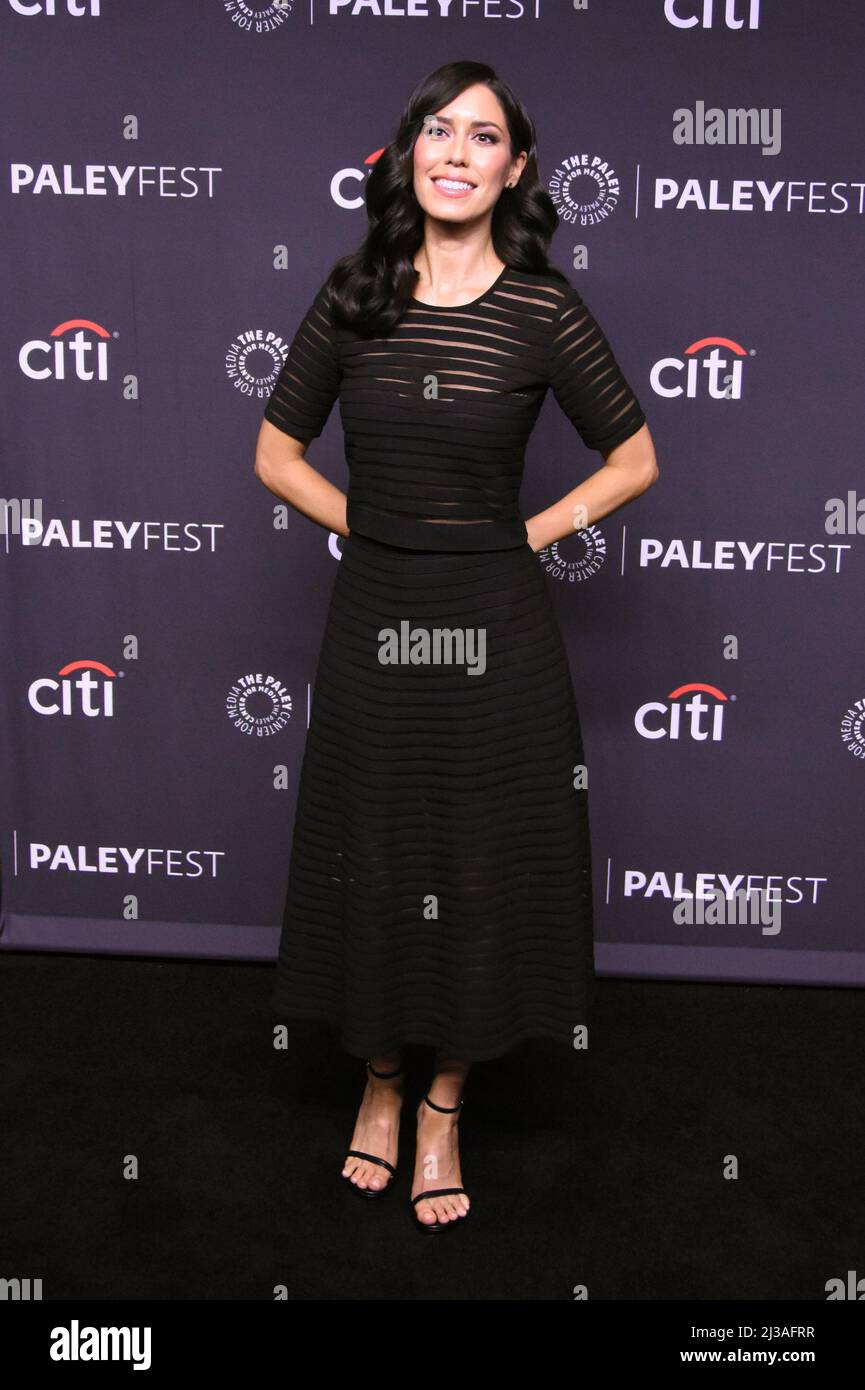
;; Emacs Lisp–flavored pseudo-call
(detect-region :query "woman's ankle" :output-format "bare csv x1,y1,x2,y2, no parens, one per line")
425,1055,470,1110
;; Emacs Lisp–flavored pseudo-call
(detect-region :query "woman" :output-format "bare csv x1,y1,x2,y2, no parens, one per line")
255,61,658,1233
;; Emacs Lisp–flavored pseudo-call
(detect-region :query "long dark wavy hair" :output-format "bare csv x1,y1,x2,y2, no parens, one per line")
325,60,570,338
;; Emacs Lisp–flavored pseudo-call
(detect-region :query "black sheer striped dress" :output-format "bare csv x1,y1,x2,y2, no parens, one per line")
263,264,645,1062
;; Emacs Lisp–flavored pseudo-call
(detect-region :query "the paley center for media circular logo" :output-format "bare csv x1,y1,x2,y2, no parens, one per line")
226,672,293,736
548,153,621,227
538,524,607,584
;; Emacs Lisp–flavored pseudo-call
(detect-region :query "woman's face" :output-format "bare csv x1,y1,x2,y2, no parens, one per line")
412,83,526,223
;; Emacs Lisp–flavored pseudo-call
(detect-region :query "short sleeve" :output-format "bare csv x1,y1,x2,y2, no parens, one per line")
263,282,342,444
548,283,646,453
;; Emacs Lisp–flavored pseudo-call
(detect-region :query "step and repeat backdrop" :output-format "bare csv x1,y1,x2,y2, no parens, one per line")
1,0,862,988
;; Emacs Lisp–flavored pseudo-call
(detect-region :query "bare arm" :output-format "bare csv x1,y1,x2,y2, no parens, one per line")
254,418,349,539
524,422,658,553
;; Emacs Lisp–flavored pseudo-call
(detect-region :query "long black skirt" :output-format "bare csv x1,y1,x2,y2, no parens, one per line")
270,530,596,1063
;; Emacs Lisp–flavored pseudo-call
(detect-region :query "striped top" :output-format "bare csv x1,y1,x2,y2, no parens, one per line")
262,264,646,551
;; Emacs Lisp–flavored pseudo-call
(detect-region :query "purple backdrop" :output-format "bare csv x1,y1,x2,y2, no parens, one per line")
2,0,863,989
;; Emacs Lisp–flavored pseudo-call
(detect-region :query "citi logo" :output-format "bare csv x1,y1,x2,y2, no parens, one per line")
10,0,99,14
665,0,761,28
29,660,120,717
331,144,384,210
650,336,750,400
20,319,112,381
636,682,731,741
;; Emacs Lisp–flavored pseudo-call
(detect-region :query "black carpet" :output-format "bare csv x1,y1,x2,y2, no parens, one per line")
1,948,862,1301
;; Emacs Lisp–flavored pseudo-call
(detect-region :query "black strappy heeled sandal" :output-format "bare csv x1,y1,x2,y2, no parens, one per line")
410,1091,470,1233
341,1059,403,1199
